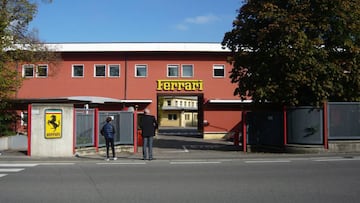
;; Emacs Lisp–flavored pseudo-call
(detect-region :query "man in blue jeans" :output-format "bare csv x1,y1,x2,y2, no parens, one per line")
101,117,117,161
140,109,158,160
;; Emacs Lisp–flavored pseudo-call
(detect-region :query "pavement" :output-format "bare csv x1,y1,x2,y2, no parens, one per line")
1,134,360,162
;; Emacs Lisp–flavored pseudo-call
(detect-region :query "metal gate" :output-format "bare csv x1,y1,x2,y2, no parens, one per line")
98,111,134,146
246,111,284,146
328,102,360,140
287,107,323,144
75,109,134,148
75,109,95,147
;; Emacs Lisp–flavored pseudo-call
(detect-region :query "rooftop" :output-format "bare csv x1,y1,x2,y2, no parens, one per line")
45,42,230,52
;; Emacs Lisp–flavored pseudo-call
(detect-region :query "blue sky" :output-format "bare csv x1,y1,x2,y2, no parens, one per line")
30,0,243,43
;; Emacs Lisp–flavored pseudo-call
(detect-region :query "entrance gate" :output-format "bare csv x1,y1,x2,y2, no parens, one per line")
98,111,134,146
75,109,134,148
75,109,95,147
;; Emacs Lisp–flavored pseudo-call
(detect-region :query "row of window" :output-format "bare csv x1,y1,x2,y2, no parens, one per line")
22,64,48,78
22,64,225,78
166,100,197,107
167,113,198,121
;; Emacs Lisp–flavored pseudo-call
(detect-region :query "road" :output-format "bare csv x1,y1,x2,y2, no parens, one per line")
1,156,360,203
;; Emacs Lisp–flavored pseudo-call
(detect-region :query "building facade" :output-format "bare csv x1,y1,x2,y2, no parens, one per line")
15,43,248,139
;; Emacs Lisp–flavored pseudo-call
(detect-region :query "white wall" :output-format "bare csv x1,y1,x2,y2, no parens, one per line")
9,135,27,150
30,104,74,157
0,134,27,151
0,136,8,151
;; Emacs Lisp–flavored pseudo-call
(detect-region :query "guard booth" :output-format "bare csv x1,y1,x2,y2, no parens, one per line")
28,103,75,157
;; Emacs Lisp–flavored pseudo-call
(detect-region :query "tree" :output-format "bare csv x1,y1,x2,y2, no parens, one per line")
0,0,57,136
222,0,360,106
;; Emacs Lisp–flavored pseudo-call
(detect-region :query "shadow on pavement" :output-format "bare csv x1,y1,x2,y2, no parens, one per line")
153,134,242,152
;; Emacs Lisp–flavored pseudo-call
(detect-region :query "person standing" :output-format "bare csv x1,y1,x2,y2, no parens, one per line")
101,117,117,161
140,109,158,160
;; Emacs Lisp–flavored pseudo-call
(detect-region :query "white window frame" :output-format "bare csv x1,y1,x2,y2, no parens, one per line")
22,64,35,78
94,64,106,77
213,64,225,78
21,111,28,126
181,64,194,78
36,64,48,78
108,64,120,77
167,64,179,77
72,64,84,78
135,64,147,77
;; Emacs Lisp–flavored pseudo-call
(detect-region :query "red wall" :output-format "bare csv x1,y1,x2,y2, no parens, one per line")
16,51,242,134
18,53,126,99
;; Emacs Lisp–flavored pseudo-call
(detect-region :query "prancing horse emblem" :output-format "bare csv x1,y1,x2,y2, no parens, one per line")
47,115,60,132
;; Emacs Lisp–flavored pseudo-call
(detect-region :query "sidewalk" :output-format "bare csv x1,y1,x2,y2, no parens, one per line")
1,134,360,162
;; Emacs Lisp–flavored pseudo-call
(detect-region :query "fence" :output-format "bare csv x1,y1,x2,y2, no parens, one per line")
245,102,360,148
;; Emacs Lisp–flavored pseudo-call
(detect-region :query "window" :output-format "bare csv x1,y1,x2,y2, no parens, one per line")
167,100,171,106
167,65,179,77
168,114,178,120
182,65,193,77
94,64,106,77
36,65,48,77
185,114,190,120
135,65,147,77
22,64,34,78
213,65,225,77
72,65,84,77
109,64,120,77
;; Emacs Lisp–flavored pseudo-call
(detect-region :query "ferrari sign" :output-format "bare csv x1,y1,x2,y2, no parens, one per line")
45,109,62,139
156,80,203,91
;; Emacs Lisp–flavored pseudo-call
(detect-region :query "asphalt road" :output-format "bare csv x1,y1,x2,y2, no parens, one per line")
1,156,360,203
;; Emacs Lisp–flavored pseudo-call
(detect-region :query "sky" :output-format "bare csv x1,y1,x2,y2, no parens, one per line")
29,0,243,43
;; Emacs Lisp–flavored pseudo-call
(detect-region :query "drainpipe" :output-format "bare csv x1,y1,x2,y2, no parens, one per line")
124,54,128,100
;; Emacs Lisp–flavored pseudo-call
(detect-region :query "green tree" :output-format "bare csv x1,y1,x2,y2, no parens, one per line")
222,0,360,106
0,0,57,136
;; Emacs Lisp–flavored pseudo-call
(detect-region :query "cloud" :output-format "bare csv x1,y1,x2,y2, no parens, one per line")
174,14,221,31
175,24,188,31
184,14,220,24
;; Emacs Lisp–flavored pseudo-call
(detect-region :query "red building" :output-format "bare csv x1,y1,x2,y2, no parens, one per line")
16,42,248,140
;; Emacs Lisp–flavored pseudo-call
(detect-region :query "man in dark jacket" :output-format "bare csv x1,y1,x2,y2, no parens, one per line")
140,109,158,160
101,117,117,161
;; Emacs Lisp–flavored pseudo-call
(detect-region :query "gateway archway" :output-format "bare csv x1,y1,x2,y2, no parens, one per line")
157,93,204,137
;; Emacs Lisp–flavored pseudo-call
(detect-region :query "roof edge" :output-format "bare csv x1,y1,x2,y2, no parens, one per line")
43,42,229,52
